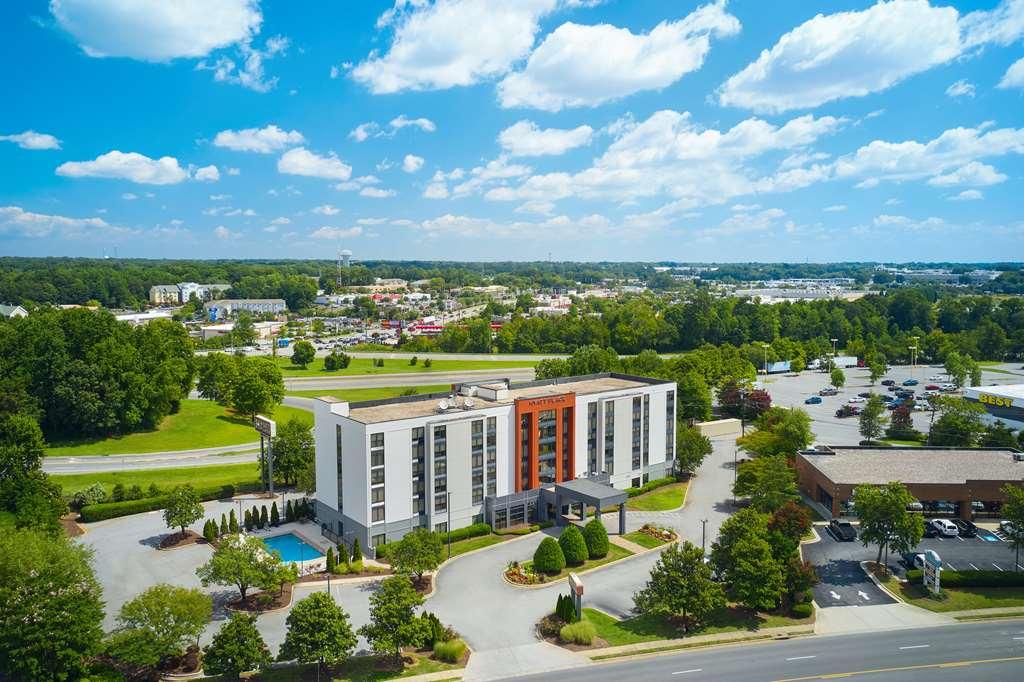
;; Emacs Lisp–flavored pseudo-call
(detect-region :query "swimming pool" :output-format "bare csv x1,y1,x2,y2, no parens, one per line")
262,533,325,563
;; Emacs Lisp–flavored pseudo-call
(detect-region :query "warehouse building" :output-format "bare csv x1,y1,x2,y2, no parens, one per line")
963,384,1024,430
795,445,1024,520
312,373,677,552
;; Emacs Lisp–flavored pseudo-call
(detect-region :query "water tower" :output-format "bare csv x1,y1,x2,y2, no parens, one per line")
340,249,352,268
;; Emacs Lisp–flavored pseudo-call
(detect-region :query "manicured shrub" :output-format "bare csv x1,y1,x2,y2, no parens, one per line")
791,602,813,618
339,546,351,574
70,483,107,510
147,483,161,498
558,620,596,645
203,520,217,543
559,525,588,566
220,513,229,536
259,505,269,529
326,547,336,573
244,509,253,531
126,484,144,500
111,483,126,502
433,638,466,663
625,476,676,498
229,510,238,533
583,519,609,559
78,482,262,523
555,593,577,623
410,356,418,366
424,358,432,368
351,537,362,561
270,502,280,527
905,569,1024,588
446,522,492,543
420,611,457,646
285,499,295,522
533,537,566,574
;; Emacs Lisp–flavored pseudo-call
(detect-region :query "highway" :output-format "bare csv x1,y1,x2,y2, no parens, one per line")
508,620,1024,682
281,366,536,391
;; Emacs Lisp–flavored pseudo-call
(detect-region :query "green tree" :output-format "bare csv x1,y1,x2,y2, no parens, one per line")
675,372,712,423
1001,484,1024,572
736,407,813,458
196,352,239,405
944,351,968,388
533,537,566,573
220,513,229,536
710,508,768,579
163,484,203,537
196,534,282,605
929,396,987,446
830,367,846,389
269,418,314,486
360,576,431,662
767,501,811,562
231,356,285,422
290,340,315,369
270,501,280,526
203,612,272,679
0,529,105,681
391,528,443,581
867,353,887,385
982,421,1020,448
675,425,713,475
232,312,258,346
784,556,819,603
229,509,239,533
853,482,924,571
558,524,588,566
279,591,357,672
733,456,799,513
858,395,888,443
729,535,785,611
633,541,725,632
0,413,64,533
583,518,609,559
116,584,212,663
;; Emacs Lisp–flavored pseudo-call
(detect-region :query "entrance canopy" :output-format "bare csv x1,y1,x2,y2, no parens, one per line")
554,478,628,509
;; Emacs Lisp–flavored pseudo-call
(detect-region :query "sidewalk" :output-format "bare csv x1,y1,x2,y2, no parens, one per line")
584,623,815,660
608,534,649,554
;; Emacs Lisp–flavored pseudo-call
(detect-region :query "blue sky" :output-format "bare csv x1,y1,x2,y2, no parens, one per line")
1,0,1023,262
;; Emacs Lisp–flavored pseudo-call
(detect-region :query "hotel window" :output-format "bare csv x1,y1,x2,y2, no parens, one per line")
561,407,571,481
520,413,532,491
666,390,675,460
642,394,650,468
411,427,425,515
433,425,447,512
486,417,497,497
603,402,615,474
471,419,484,504
434,493,447,513
370,432,385,525
587,402,598,474
435,522,448,534
631,397,642,471
335,424,344,511
537,409,557,485
372,533,386,548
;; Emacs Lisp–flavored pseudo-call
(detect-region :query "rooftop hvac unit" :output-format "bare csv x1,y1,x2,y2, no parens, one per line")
464,397,475,409
438,399,450,412
1014,453,1024,462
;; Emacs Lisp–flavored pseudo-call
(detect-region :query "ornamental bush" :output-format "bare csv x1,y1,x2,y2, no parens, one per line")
558,620,596,645
433,638,466,663
791,602,813,618
220,513,229,536
326,547,336,573
533,537,566,574
905,569,1024,588
558,525,588,566
555,593,577,623
270,502,280,526
259,506,269,528
583,519,609,559
285,499,295,522
203,520,217,543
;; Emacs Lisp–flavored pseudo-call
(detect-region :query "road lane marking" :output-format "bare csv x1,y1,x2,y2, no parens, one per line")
830,590,841,600
899,645,930,650
1012,637,1024,640
787,656,817,661
1017,564,1024,571
857,590,870,601
957,536,965,542
770,655,1024,682
993,563,1005,571
945,562,956,570
969,563,980,570
671,669,702,675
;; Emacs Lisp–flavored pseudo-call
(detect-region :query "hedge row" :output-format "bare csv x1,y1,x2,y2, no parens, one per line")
79,482,262,522
905,569,1024,588
625,476,676,499
375,522,494,561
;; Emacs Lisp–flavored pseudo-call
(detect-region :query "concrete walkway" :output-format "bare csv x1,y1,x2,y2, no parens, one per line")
607,534,649,554
815,603,954,634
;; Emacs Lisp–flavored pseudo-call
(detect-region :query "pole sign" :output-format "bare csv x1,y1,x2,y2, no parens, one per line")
923,549,942,595
568,572,583,621
254,415,277,439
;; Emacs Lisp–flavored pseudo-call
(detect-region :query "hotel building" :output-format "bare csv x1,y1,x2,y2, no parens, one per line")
312,373,677,552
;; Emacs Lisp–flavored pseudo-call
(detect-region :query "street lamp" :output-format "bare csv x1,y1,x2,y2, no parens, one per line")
447,491,452,559
701,518,709,554
909,345,918,375
760,342,770,379
236,499,244,535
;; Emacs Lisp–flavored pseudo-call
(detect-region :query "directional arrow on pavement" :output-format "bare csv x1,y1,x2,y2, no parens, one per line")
858,591,870,600
830,591,841,600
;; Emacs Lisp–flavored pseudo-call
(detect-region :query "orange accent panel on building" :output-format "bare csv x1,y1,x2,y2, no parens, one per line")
514,393,576,493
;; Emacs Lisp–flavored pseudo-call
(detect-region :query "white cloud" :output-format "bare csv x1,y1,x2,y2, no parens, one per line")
697,207,785,239
49,0,261,61
223,208,255,216
414,212,617,239
451,156,532,197
498,1,740,111
389,115,436,133
270,216,291,225
357,218,389,225
57,150,189,185
213,225,238,239
0,205,119,238
498,120,593,156
210,193,231,200
335,175,382,191
402,154,424,173
352,0,566,93
213,124,304,153
730,203,761,211
823,204,847,212
193,165,220,182
310,226,363,239
195,35,289,92
423,182,449,199
0,130,61,150
999,57,1024,89
227,167,241,175
312,204,341,215
349,122,380,142
277,148,352,181
946,79,975,98
122,192,138,200
718,0,961,113
927,161,1007,187
515,200,556,215
360,187,396,198
960,0,1024,49
949,189,983,201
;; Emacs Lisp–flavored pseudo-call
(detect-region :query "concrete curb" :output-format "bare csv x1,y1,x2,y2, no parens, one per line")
421,532,536,599
584,623,816,662
859,560,907,604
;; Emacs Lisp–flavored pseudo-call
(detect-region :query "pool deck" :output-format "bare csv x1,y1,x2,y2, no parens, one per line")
257,525,331,572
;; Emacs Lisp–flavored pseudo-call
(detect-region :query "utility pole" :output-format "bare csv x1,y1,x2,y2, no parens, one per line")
447,492,452,559
701,518,709,554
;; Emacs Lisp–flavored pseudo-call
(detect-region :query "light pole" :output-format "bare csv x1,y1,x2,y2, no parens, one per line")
236,499,244,535
761,342,770,380
831,338,838,358
909,345,918,376
447,492,452,560
701,518,709,554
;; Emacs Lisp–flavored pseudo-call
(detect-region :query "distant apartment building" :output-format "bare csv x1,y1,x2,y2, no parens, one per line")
149,282,231,305
312,373,677,551
0,304,28,319
204,298,286,321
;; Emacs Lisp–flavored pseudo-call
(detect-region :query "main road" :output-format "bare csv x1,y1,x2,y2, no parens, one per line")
505,619,1024,682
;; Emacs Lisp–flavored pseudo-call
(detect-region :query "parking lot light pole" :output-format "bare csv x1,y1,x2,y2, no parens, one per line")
701,518,708,554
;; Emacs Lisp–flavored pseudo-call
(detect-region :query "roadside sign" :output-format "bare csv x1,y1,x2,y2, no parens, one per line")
923,549,942,595
254,415,276,439
568,572,583,621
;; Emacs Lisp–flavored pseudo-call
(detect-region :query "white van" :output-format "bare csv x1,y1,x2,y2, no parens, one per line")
929,519,959,537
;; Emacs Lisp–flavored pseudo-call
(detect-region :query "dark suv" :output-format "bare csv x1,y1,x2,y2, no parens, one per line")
829,519,857,541
951,518,978,538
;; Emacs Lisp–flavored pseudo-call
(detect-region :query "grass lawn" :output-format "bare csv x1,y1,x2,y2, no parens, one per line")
286,384,451,400
897,583,1024,612
622,530,669,549
446,533,510,558
202,651,461,681
50,462,262,497
274,355,536,378
524,543,633,580
583,605,813,647
0,511,15,532
45,401,311,457
882,439,924,447
626,482,687,511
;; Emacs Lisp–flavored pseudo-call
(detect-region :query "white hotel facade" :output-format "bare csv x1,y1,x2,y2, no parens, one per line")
312,373,677,552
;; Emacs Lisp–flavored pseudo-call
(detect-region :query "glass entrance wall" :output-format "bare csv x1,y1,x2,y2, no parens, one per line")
537,409,557,484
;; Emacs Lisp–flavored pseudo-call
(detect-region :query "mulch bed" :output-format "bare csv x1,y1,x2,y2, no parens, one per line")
536,615,608,650
412,575,433,594
295,567,393,584
227,582,293,613
158,530,204,550
61,513,84,538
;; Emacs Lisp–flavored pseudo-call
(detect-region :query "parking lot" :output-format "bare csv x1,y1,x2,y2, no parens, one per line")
805,521,1024,609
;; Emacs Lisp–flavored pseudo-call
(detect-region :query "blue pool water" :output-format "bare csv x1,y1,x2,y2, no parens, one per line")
263,533,324,563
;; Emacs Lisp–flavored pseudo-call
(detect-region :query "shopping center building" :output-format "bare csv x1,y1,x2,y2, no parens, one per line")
963,384,1024,430
312,373,677,551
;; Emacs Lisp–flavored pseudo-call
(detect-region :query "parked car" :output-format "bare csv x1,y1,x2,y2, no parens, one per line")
925,384,940,391
951,518,978,538
819,387,839,396
929,519,959,537
858,392,873,399
848,396,867,404
940,383,957,392
928,375,945,381
888,385,900,392
829,519,857,541
902,552,926,569
913,403,933,411
1000,520,1019,536
804,396,823,405
835,405,860,418
903,379,919,386
922,523,938,538
881,379,895,386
